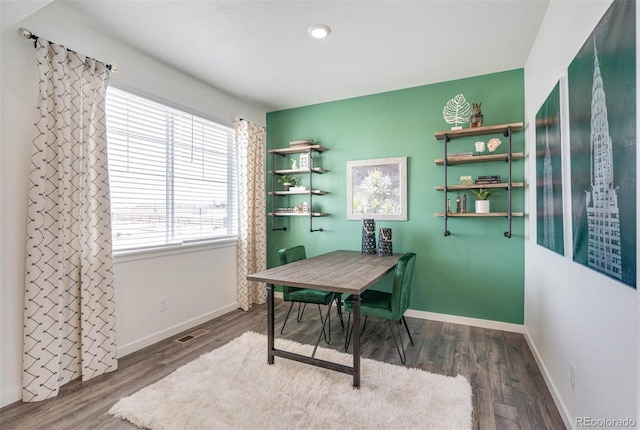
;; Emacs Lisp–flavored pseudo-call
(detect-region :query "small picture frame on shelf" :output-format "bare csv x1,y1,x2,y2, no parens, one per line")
299,152,310,170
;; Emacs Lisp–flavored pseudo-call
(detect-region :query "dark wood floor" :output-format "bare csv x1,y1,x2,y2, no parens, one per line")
0,300,565,429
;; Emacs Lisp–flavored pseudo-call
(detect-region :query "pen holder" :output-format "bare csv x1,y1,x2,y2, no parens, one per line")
377,228,393,256
361,219,377,254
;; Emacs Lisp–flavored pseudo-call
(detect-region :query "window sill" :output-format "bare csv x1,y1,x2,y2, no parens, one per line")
113,237,238,263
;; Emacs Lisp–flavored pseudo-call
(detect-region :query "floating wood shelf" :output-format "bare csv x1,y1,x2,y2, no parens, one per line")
271,167,328,174
434,123,523,140
434,182,524,191
268,145,328,155
435,212,524,217
270,190,328,196
269,212,328,217
434,152,523,165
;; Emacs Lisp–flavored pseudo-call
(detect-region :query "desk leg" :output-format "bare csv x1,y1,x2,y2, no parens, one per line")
267,283,275,365
311,292,335,358
352,293,361,388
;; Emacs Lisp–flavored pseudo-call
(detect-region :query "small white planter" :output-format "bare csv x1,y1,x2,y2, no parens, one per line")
475,200,490,214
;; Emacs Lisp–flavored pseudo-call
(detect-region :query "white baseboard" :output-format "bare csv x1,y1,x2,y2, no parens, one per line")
276,291,523,333
524,328,573,429
404,309,524,333
1,387,22,408
117,302,240,358
0,301,527,409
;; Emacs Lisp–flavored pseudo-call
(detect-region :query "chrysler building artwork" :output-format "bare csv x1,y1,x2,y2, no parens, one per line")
542,134,555,251
568,0,635,288
535,82,563,256
585,45,622,279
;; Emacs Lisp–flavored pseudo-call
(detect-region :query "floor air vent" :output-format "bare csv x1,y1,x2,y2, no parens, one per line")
175,329,209,344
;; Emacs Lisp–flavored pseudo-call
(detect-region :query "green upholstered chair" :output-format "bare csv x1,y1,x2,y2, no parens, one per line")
343,252,416,364
278,246,344,343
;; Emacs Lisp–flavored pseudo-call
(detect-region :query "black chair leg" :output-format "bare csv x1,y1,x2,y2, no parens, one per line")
280,301,295,334
388,319,407,365
296,302,307,323
312,294,335,357
402,315,414,346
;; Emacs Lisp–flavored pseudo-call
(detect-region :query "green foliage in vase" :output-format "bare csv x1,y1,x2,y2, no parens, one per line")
470,187,495,200
278,175,299,186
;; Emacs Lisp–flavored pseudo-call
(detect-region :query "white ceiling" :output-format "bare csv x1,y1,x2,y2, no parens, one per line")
32,1,550,112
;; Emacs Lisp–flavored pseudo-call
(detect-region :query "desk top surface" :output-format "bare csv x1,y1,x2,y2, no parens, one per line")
246,250,402,295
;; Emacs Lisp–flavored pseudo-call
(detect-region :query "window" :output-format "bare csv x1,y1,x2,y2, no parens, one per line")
106,87,236,252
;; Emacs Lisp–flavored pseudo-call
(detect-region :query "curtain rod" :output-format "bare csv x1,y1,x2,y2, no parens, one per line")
17,27,117,72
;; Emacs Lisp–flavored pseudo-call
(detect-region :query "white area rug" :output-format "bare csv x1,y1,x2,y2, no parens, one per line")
109,332,472,429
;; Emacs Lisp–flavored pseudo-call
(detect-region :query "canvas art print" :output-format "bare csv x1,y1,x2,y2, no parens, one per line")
568,0,636,288
346,157,407,220
535,82,564,256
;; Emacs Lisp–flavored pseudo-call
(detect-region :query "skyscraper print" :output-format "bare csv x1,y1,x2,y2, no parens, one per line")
536,82,564,255
584,44,621,279
568,0,636,288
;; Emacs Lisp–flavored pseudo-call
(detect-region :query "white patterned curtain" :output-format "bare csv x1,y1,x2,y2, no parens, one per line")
234,117,267,311
23,38,117,402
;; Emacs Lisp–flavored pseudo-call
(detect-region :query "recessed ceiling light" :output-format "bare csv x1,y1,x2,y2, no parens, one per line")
308,24,331,39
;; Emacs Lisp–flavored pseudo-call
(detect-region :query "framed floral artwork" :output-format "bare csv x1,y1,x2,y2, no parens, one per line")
346,157,407,220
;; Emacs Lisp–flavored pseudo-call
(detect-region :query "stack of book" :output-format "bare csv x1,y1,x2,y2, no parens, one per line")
475,175,501,184
289,139,313,147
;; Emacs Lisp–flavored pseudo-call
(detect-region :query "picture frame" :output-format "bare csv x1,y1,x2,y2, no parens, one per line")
299,152,310,170
535,81,564,256
568,0,636,288
346,157,407,220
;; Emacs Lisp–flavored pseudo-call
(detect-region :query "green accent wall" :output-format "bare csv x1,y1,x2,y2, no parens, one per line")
266,69,525,324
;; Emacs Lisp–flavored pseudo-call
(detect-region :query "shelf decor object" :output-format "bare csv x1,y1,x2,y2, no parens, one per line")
361,219,377,254
442,94,471,130
434,122,524,238
471,188,493,213
470,102,483,128
377,227,393,256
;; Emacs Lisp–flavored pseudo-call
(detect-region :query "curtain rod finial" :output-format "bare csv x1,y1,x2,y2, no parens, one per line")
17,27,32,39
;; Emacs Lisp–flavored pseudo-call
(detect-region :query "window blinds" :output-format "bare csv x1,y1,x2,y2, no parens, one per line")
106,87,237,252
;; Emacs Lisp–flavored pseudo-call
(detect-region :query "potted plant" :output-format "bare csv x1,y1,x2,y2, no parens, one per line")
470,102,483,128
278,174,298,191
471,188,495,213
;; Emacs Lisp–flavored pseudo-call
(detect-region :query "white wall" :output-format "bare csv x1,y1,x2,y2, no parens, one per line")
524,0,639,427
0,2,265,407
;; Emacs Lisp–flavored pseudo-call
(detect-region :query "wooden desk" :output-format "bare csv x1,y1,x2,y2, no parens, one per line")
246,250,401,387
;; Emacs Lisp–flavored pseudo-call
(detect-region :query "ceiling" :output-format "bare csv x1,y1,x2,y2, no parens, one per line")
21,1,550,112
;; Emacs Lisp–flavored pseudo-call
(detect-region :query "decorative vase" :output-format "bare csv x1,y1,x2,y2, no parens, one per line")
475,200,490,214
361,219,376,254
377,228,393,256
470,114,483,128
